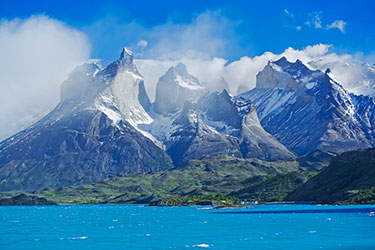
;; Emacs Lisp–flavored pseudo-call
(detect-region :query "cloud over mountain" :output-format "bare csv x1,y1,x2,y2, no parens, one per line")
0,15,90,140
136,44,375,100
0,13,373,141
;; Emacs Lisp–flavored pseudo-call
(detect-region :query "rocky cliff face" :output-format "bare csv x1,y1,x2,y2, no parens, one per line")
0,48,173,192
165,106,242,165
242,57,375,156
141,66,295,164
153,63,208,115
197,91,296,161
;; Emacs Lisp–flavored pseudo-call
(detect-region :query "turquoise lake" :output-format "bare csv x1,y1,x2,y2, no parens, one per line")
1,204,374,249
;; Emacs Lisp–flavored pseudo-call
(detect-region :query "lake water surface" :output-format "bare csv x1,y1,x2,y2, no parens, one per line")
1,204,374,249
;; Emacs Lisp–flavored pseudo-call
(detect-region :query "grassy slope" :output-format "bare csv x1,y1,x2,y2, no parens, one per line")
285,148,375,204
231,171,316,202
38,155,305,204
297,150,337,171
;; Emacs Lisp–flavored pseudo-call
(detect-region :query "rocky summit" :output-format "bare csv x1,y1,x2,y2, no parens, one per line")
0,48,173,192
241,57,375,156
141,64,295,165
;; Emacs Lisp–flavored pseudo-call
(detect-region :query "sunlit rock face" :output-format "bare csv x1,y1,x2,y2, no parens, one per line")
153,63,208,115
0,48,173,192
242,57,375,156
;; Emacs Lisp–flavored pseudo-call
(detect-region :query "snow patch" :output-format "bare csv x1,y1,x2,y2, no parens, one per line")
124,47,132,56
94,91,122,125
260,90,295,119
97,105,122,124
126,118,165,149
175,75,205,90
305,82,317,89
270,63,284,73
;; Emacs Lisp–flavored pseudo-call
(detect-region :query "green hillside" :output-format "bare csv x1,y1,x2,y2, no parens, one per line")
285,148,375,204
38,155,306,205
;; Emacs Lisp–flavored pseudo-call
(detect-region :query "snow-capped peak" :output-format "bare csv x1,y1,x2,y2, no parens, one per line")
120,47,133,61
257,57,326,91
174,63,188,75
164,63,203,89
100,47,138,78
154,63,208,115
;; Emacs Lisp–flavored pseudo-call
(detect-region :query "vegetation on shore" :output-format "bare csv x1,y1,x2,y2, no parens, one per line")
0,193,57,205
286,148,375,204
36,155,308,205
2,147,375,206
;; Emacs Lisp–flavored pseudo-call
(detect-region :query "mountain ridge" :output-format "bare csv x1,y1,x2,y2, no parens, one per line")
242,56,375,156
1,48,375,193
0,48,174,192
285,147,375,204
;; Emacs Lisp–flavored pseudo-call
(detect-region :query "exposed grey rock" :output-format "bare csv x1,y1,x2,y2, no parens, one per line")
0,48,173,192
154,63,208,115
138,81,151,111
198,90,296,161
60,63,102,102
165,105,242,165
242,57,375,156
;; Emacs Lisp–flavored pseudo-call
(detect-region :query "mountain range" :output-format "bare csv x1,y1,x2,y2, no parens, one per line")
1,47,375,193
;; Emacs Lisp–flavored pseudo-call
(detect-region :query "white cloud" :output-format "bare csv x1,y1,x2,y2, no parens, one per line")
0,15,90,140
283,9,294,19
135,59,175,101
135,43,375,101
140,10,241,60
0,13,366,142
136,57,228,101
138,45,331,98
304,11,347,34
283,9,302,31
305,11,323,29
326,20,346,33
85,10,242,61
137,39,148,47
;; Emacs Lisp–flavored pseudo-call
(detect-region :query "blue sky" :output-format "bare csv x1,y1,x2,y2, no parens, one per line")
1,0,374,61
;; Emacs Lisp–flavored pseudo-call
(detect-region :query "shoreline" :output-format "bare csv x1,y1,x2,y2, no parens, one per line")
1,201,374,207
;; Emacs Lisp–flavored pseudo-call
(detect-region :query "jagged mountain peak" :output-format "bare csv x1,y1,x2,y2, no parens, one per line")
164,63,199,83
220,88,231,99
272,57,316,77
154,63,207,115
273,56,288,64
60,62,102,102
175,62,188,74
100,46,138,78
57,46,152,129
273,56,305,68
120,47,133,59
258,57,328,91
119,47,134,66
244,54,375,156
0,46,173,192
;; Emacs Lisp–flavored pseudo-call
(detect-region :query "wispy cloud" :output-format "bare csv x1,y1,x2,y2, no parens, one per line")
137,44,375,103
137,39,148,48
85,10,243,61
139,10,242,60
283,9,294,19
283,9,302,31
305,11,323,29
326,20,346,33
0,15,90,140
305,11,346,33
